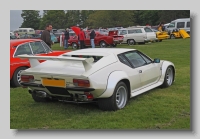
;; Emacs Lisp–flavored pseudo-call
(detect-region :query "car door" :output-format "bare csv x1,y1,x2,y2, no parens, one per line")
144,27,156,41
117,54,141,90
134,29,146,42
123,51,161,88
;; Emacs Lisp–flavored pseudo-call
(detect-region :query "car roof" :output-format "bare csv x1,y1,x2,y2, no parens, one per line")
63,48,136,56
10,39,41,47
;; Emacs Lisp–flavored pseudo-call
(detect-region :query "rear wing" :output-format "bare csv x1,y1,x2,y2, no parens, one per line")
16,55,94,71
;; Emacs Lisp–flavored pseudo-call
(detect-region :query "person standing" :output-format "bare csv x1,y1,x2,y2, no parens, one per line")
90,29,96,48
158,22,164,32
64,28,70,49
41,24,53,48
78,28,85,49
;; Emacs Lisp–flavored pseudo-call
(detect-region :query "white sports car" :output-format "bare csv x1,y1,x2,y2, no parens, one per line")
17,48,175,111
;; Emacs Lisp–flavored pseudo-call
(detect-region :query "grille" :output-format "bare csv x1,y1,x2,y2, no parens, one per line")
46,86,71,96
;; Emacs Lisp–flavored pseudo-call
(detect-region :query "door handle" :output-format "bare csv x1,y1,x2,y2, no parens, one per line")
139,70,142,73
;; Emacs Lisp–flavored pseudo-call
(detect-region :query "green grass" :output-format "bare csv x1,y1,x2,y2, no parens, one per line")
10,38,190,129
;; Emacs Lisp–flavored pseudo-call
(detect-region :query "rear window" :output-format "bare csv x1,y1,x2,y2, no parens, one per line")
71,55,103,62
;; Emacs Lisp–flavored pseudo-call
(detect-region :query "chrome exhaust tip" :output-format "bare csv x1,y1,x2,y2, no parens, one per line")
35,91,47,98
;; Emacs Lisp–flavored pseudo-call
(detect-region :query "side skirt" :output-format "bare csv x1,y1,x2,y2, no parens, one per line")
130,81,163,98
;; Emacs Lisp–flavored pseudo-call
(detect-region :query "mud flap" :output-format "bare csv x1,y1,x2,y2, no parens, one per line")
179,29,190,39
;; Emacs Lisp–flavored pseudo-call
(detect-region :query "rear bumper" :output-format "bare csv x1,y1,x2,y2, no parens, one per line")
21,82,95,92
113,39,123,44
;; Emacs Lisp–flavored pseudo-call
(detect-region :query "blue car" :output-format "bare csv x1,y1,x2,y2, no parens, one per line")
50,33,58,43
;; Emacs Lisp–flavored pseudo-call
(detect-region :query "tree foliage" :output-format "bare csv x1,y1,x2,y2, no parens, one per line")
20,10,41,29
20,10,190,30
39,10,66,29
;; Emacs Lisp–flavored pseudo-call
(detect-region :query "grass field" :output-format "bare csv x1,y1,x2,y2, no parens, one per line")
10,38,190,129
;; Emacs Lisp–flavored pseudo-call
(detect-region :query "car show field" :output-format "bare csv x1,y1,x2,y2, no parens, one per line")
10,38,190,129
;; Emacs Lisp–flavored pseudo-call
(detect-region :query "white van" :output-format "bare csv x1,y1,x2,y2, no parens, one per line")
166,18,190,34
17,28,35,35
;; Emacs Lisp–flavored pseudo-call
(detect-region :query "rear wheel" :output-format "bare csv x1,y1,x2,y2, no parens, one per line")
11,67,27,87
98,82,128,111
72,42,78,49
112,44,117,47
127,39,135,45
170,34,176,39
100,41,107,48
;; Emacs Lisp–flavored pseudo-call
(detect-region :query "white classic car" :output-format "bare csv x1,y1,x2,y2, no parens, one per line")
118,27,157,45
17,48,175,111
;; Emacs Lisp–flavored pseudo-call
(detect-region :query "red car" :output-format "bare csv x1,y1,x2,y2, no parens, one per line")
68,30,124,49
10,39,70,87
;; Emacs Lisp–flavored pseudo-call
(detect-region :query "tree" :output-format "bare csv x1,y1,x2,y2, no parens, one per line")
39,10,66,29
20,10,41,29
85,10,134,28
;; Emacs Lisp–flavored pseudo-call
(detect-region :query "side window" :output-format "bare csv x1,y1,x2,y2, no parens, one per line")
119,30,127,35
118,54,132,68
138,52,152,64
187,22,190,27
14,43,32,56
41,41,52,53
124,51,147,68
144,27,153,32
128,30,135,34
23,30,27,32
168,22,175,28
30,41,46,54
177,22,185,28
135,29,142,33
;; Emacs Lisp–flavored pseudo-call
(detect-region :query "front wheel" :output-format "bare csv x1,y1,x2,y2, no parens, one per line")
98,82,128,111
161,66,174,88
11,67,27,87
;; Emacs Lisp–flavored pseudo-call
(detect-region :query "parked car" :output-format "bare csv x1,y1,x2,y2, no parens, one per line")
69,30,123,49
50,33,58,43
17,48,175,111
151,29,169,42
20,34,41,39
118,27,157,45
10,39,70,87
10,35,17,40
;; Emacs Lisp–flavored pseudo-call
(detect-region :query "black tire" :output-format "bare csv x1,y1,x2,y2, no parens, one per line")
127,39,135,45
100,41,107,48
112,44,117,47
159,39,162,42
11,67,27,87
72,42,78,49
161,66,174,88
31,91,52,102
170,34,175,39
98,82,128,111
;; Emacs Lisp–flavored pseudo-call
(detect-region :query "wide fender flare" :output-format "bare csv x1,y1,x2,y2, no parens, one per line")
98,71,129,98
159,61,175,83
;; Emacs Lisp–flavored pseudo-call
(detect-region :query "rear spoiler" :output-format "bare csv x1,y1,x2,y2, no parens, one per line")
16,55,94,71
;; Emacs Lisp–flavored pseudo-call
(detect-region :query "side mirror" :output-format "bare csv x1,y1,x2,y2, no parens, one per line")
153,58,160,63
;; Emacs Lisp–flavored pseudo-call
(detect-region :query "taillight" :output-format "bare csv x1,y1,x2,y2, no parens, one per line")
73,79,90,87
21,75,34,82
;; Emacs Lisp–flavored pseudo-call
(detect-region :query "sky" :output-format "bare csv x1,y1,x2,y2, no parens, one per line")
10,10,43,31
